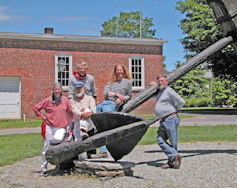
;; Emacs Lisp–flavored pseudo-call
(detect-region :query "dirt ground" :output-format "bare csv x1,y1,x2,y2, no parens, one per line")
0,142,237,188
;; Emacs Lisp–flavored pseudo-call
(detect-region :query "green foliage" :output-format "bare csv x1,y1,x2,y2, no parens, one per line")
171,65,215,107
100,11,156,38
171,64,237,107
210,52,237,81
138,125,237,145
171,66,209,99
0,133,43,166
176,0,222,56
185,97,212,107
212,77,237,106
176,0,237,81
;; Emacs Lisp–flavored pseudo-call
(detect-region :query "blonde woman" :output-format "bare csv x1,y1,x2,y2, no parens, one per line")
97,64,132,112
94,64,132,158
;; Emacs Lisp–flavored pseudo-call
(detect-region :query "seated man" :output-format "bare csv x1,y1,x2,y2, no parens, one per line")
69,82,96,143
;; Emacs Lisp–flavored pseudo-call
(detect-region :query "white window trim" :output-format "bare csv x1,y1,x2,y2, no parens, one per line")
129,56,145,91
55,54,72,91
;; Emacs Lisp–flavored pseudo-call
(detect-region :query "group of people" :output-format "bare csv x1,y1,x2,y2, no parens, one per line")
33,61,185,176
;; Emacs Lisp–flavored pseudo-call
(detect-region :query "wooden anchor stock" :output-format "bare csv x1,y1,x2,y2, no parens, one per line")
121,36,234,113
46,115,157,164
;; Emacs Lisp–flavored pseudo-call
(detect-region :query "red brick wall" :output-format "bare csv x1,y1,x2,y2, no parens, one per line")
131,55,163,115
0,41,163,119
0,48,56,119
76,52,163,105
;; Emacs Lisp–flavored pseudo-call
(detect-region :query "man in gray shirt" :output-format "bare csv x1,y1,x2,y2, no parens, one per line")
151,74,185,169
68,61,96,158
68,62,96,100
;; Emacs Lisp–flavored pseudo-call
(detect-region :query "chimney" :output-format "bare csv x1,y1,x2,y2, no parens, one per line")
44,27,54,34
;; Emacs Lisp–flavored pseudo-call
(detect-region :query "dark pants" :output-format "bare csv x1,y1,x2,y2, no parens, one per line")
86,128,96,157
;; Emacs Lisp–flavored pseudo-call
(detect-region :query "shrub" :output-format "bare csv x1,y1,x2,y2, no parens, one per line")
184,97,212,107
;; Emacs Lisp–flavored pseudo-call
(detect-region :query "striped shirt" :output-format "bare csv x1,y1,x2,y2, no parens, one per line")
103,78,132,102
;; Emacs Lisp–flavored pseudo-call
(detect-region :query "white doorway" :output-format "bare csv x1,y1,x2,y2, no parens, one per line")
0,77,21,119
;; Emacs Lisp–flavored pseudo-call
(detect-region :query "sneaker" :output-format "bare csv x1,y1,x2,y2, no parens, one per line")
173,154,182,169
90,152,108,159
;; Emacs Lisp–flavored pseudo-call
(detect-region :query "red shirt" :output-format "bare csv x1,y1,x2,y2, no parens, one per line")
33,96,72,128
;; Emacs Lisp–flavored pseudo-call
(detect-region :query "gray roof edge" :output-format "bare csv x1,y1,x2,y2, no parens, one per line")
0,32,168,46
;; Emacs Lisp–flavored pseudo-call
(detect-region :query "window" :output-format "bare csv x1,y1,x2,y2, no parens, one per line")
55,54,72,90
129,57,145,91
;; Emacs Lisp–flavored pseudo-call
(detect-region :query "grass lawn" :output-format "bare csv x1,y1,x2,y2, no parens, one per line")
0,114,194,129
138,125,237,145
139,113,195,119
0,119,42,129
0,125,237,166
182,107,237,110
0,133,43,166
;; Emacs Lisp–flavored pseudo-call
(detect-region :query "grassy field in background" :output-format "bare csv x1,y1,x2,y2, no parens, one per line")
0,119,42,129
138,125,237,145
0,133,43,166
182,107,237,110
0,114,194,129
0,125,237,166
140,113,195,119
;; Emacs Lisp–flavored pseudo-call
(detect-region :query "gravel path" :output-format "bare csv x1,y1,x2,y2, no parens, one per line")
0,142,236,188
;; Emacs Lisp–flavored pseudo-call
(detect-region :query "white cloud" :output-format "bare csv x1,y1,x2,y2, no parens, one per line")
0,6,11,21
0,5,26,22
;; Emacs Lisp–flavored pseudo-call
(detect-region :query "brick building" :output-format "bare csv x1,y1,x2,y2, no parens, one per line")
0,28,166,119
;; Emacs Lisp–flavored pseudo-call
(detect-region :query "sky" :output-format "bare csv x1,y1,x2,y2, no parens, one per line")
0,0,186,72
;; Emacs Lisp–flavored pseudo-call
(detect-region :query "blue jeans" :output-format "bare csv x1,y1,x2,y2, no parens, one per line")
96,100,116,153
96,100,116,113
157,114,180,161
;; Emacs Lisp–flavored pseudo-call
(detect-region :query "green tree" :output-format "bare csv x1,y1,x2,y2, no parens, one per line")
212,77,237,107
172,66,209,98
171,65,212,107
176,0,237,81
100,11,156,38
